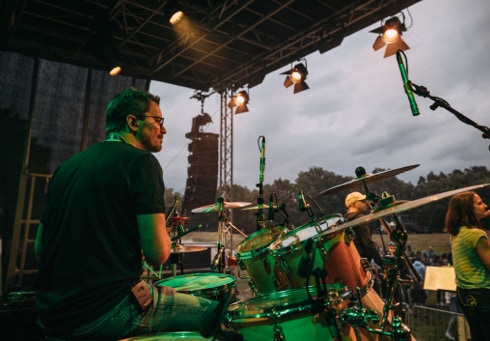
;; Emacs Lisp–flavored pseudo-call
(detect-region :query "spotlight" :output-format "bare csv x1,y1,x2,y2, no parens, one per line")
109,63,122,76
281,61,310,94
371,16,409,58
228,90,249,114
170,10,184,25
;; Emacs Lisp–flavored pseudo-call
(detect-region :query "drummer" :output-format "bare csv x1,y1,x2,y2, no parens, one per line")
34,88,238,340
344,191,384,295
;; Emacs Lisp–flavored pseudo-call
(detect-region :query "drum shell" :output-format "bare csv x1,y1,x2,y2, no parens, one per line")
225,287,333,340
269,214,344,289
235,226,286,293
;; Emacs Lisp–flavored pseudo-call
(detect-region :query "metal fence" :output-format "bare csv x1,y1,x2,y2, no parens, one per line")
406,305,471,341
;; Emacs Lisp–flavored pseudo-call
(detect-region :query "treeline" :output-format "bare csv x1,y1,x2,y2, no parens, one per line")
165,166,490,236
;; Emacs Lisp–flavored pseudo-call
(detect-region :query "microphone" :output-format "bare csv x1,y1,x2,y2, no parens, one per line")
298,238,313,278
268,193,275,221
210,247,225,271
298,190,308,212
259,136,266,183
396,50,420,116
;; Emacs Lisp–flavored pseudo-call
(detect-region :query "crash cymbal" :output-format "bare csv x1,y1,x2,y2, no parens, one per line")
241,204,278,211
191,201,251,213
317,183,490,236
314,164,420,197
171,245,207,253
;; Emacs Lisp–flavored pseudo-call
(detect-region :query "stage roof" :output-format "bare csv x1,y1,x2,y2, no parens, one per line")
1,0,421,91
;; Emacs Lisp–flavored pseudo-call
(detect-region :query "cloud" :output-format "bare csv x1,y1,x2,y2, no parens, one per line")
151,0,490,194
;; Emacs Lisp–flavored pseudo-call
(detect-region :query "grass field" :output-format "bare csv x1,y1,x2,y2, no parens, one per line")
372,232,452,256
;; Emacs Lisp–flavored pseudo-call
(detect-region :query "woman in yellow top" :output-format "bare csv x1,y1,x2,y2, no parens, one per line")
445,191,490,340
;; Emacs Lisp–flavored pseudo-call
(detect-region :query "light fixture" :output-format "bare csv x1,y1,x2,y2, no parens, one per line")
371,16,409,58
281,60,310,94
169,10,184,25
109,64,122,76
228,90,249,114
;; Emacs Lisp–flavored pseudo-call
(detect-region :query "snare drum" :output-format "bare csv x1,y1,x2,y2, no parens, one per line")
269,214,345,289
155,273,235,301
225,287,345,340
235,225,287,294
119,332,206,340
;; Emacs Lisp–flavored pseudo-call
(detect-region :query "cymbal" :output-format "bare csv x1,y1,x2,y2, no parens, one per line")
314,164,420,197
241,204,278,211
191,201,251,213
171,245,207,253
317,183,490,236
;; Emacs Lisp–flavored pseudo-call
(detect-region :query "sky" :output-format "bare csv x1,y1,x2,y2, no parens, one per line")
149,0,490,195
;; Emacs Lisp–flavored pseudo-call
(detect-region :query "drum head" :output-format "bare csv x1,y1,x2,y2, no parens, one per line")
226,287,318,321
270,214,344,252
155,273,235,292
236,225,285,255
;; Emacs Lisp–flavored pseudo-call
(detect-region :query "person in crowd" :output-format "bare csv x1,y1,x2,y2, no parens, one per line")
445,190,490,340
34,88,238,340
425,245,438,265
444,291,464,340
410,254,427,306
344,191,384,296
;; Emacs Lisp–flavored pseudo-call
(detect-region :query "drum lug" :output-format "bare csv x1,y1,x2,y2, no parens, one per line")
237,258,247,271
273,324,285,341
248,278,257,293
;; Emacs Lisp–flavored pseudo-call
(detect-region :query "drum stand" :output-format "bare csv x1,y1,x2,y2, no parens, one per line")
211,197,248,273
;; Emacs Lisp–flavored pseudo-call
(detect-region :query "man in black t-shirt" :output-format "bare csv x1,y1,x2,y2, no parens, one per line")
35,88,237,340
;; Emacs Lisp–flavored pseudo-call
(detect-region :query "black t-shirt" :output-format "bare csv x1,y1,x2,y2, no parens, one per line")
35,141,165,333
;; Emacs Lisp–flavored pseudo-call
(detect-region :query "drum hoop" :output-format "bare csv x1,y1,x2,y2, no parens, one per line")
227,287,319,320
154,273,235,289
236,226,285,256
269,213,344,254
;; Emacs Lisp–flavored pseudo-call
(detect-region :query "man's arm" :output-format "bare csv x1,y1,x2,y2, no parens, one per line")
138,213,172,266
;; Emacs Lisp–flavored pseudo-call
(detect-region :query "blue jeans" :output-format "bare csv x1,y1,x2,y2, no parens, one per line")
69,283,217,339
457,287,490,341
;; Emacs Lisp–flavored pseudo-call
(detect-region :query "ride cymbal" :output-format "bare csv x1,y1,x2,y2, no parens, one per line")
191,201,252,213
317,183,490,236
314,164,420,197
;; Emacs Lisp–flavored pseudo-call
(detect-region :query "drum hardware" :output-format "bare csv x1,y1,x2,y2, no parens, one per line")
312,164,420,197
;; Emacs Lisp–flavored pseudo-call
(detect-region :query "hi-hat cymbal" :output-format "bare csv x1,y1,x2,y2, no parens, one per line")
314,164,420,197
191,202,252,213
317,183,490,236
241,204,278,211
171,245,207,253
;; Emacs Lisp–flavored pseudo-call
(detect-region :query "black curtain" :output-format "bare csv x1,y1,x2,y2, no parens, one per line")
0,51,148,290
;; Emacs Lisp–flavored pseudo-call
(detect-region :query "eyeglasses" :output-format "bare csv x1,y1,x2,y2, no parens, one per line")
136,115,165,128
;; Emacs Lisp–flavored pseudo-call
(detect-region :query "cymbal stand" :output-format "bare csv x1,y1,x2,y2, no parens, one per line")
255,135,266,231
169,212,186,277
211,197,248,273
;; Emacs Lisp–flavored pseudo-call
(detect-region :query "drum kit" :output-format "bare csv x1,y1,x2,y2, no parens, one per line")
144,162,489,341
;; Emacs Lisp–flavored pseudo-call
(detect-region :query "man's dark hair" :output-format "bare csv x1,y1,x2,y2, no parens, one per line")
105,88,160,135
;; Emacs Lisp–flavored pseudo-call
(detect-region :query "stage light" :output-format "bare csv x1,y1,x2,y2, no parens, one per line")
170,10,184,25
109,63,122,76
228,90,249,114
371,16,409,58
281,60,310,94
